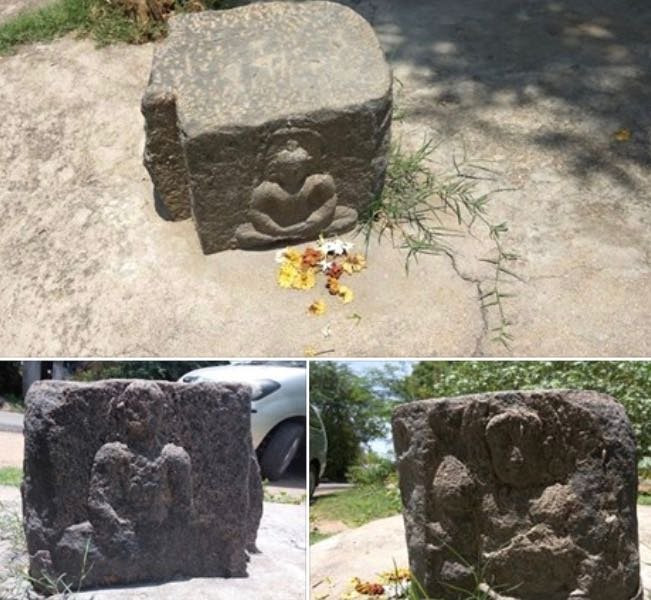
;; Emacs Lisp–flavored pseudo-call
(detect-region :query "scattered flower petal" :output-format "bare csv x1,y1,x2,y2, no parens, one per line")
354,578,384,596
342,253,367,274
318,258,334,272
321,324,332,338
302,246,324,267
614,128,632,142
292,268,316,290
308,299,327,316
326,263,344,279
277,262,299,288
338,284,354,304
318,237,353,256
326,277,341,295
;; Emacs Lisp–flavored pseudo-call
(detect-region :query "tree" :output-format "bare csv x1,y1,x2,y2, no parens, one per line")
310,362,389,481
399,361,651,460
73,361,228,382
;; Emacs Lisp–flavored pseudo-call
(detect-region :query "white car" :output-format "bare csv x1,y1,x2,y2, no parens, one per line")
179,362,306,481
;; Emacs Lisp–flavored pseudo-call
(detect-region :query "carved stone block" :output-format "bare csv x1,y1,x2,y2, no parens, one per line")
22,379,263,592
141,1,392,254
392,390,642,600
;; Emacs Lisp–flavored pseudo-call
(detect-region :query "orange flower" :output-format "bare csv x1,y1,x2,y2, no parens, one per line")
326,277,340,295
325,263,344,279
354,580,384,595
302,246,324,268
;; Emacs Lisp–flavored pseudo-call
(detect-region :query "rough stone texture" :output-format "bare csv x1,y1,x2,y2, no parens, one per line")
392,390,642,600
22,379,262,592
142,1,392,254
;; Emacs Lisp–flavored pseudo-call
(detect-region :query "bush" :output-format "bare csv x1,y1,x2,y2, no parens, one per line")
310,362,389,481
347,453,396,486
402,361,651,462
73,361,227,382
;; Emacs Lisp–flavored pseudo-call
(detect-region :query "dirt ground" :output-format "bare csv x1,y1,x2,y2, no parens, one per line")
0,486,306,600
1,0,649,357
311,508,651,600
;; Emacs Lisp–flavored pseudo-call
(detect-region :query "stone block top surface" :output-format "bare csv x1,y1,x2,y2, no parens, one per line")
146,1,392,136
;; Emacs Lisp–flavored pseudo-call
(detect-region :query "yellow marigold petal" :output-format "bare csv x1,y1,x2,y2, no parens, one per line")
342,262,354,275
284,248,303,268
308,299,326,316
292,267,316,290
277,262,299,288
338,285,354,304
304,346,318,357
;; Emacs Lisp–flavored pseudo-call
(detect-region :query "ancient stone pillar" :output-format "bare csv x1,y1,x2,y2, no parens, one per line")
22,379,262,592
141,1,392,254
392,390,642,600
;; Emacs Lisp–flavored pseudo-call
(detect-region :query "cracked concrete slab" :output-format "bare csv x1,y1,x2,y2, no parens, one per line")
0,0,649,357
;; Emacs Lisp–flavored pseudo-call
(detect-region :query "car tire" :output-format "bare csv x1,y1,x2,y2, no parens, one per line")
260,422,305,481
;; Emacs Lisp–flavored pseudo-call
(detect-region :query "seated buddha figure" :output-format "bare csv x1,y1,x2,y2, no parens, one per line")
236,128,357,247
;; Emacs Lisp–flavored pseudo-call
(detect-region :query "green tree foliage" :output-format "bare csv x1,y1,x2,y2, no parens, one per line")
0,362,22,398
310,362,389,481
397,361,651,459
74,361,228,382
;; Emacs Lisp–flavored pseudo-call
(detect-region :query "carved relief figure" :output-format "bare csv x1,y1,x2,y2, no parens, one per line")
236,128,357,247
56,381,193,566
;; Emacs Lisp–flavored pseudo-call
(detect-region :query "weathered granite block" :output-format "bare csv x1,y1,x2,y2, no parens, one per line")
392,390,642,600
22,379,263,592
142,1,392,254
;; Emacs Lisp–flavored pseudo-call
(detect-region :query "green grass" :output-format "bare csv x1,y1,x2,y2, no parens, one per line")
360,132,519,348
0,0,233,55
263,488,305,505
0,467,22,487
310,484,401,545
638,494,651,506
309,530,330,545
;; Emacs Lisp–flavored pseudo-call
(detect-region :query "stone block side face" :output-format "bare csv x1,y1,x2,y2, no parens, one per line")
185,97,392,254
22,379,262,592
392,391,641,600
141,87,192,221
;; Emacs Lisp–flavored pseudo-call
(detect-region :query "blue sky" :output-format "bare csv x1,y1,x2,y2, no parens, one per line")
339,361,416,456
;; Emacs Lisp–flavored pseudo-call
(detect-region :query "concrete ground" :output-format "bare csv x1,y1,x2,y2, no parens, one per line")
0,486,305,600
0,0,649,357
0,433,23,469
311,507,651,600
0,412,23,434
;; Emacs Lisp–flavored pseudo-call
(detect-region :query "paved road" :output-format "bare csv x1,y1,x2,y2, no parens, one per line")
0,411,23,433
313,482,353,498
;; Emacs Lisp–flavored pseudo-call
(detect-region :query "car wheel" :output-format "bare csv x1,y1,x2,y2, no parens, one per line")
309,463,318,499
260,422,304,481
